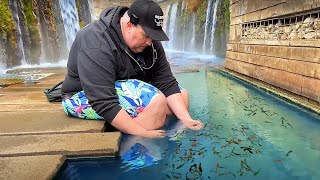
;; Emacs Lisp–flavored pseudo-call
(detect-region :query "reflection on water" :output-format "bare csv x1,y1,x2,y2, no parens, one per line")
54,53,320,180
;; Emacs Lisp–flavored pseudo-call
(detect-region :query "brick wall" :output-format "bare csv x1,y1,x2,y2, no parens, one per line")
226,0,320,103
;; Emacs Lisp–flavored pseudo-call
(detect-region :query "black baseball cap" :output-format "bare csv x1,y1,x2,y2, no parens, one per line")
128,0,169,41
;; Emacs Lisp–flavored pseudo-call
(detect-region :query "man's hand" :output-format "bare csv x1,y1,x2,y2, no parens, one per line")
141,129,166,138
182,119,203,130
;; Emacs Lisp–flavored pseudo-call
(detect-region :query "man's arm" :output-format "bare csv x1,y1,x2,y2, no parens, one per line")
149,42,203,130
167,92,203,130
111,109,166,138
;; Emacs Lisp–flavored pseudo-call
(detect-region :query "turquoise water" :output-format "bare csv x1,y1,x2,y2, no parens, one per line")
54,54,320,180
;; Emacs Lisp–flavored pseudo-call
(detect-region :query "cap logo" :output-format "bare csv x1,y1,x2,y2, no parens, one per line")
154,15,163,27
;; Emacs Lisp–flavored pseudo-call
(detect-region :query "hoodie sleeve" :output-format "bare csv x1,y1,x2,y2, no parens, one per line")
150,41,180,97
77,47,122,123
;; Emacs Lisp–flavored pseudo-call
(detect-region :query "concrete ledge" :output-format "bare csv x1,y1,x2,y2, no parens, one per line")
0,132,121,158
0,67,121,179
0,111,105,135
0,155,65,180
0,104,63,112
0,92,49,104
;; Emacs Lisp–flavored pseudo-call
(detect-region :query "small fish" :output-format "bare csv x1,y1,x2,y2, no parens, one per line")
228,139,235,144
216,163,219,173
272,159,282,162
192,141,198,147
286,150,293,157
199,163,203,172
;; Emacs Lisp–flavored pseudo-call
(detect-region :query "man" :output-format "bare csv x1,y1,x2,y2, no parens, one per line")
61,0,203,138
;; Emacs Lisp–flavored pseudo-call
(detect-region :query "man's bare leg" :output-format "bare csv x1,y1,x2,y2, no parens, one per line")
132,93,167,130
166,88,189,115
130,88,189,130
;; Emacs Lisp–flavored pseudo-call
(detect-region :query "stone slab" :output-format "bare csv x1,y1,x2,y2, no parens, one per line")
0,103,63,112
227,43,320,63
0,87,47,94
0,111,105,135
227,50,320,79
0,92,48,104
0,155,65,180
0,132,121,157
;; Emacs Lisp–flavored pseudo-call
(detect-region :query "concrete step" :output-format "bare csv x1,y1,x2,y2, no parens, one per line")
0,155,65,180
0,132,121,157
0,103,63,112
0,111,105,136
0,92,50,104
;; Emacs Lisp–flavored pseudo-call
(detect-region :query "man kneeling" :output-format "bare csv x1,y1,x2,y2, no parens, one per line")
61,0,203,138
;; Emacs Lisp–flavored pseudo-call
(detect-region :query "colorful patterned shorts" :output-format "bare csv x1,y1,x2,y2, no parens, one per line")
62,79,161,120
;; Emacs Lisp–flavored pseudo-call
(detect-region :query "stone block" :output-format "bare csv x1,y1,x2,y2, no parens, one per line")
287,47,320,63
0,132,121,157
0,111,105,135
226,51,238,60
282,59,320,79
302,76,320,102
289,40,316,47
255,67,303,95
225,59,303,96
0,87,46,94
234,44,320,64
234,16,243,25
242,11,261,23
0,103,63,112
0,155,65,180
225,59,257,77
229,25,237,41
282,0,313,14
0,92,48,104
261,4,284,19
265,45,288,58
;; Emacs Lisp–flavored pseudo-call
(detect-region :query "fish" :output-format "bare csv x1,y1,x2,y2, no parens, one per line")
216,163,219,173
286,150,293,157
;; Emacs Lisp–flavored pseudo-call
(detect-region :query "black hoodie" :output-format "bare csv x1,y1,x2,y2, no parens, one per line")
61,6,180,123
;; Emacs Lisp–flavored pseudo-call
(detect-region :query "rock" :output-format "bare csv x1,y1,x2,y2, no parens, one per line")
0,78,24,86
304,32,316,39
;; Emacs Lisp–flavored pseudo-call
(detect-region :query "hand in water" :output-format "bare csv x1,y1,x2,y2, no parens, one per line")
143,129,166,138
182,119,203,130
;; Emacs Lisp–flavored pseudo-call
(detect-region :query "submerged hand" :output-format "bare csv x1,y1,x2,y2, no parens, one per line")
182,119,203,130
142,129,166,138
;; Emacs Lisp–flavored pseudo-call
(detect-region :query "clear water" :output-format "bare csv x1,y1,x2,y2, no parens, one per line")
54,52,320,180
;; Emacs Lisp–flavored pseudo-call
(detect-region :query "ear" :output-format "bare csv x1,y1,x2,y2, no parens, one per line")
127,21,133,28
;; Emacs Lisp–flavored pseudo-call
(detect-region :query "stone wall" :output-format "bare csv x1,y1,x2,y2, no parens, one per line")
226,0,320,104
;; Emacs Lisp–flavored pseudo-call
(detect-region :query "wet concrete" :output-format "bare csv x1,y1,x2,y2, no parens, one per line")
0,67,121,179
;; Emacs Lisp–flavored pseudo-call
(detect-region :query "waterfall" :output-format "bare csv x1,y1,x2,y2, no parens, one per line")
167,3,178,49
9,0,26,65
190,13,196,51
58,0,80,49
202,0,213,53
88,0,95,21
164,4,171,48
210,0,220,52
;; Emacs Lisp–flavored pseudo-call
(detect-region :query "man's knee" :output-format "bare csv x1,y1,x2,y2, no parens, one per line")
153,93,168,115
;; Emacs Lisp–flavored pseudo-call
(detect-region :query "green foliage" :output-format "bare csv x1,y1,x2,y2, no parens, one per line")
195,0,207,35
21,0,41,45
75,0,85,28
21,0,41,61
0,0,17,49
